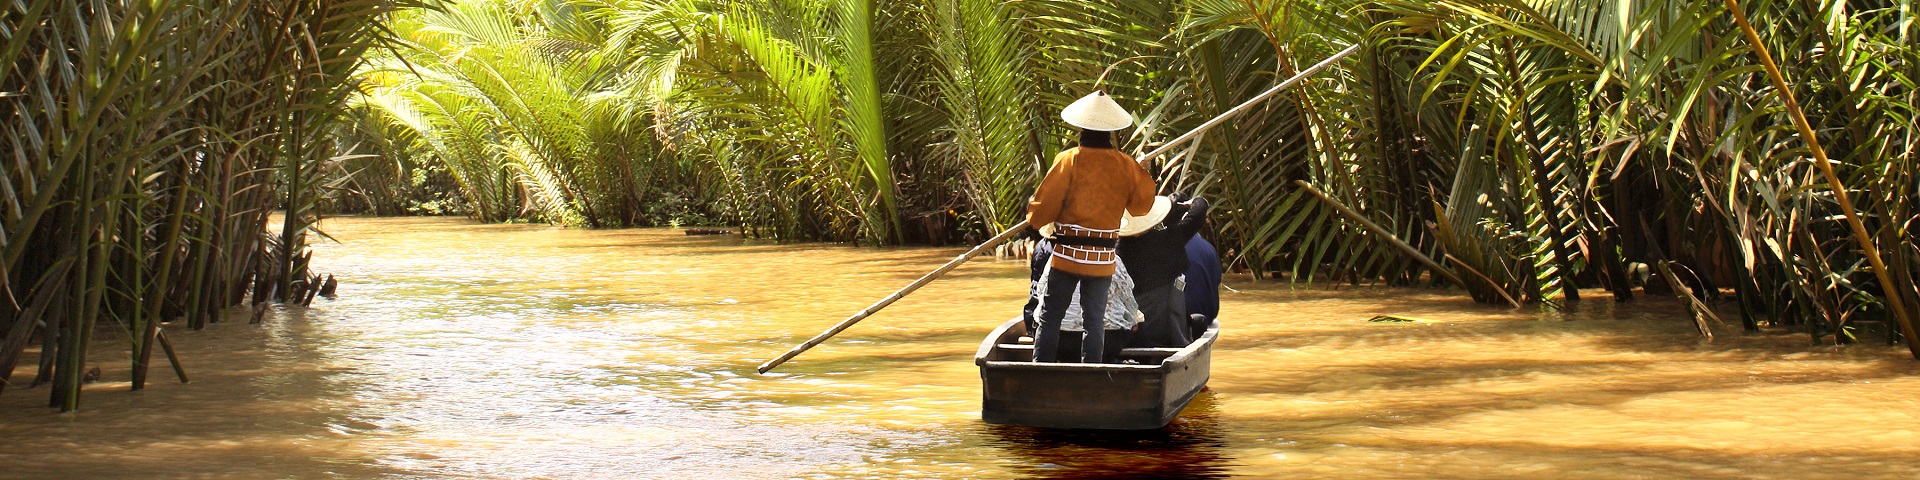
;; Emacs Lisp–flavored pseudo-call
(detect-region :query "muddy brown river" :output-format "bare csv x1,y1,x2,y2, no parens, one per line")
4,217,1918,478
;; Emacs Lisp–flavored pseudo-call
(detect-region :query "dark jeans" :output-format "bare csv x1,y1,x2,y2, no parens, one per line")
1034,269,1112,363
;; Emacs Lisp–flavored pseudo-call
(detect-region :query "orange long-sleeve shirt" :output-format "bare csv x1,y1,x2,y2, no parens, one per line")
1027,147,1157,277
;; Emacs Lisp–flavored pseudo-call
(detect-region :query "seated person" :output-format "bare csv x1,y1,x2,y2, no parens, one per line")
1183,232,1221,336
1115,194,1211,347
1025,238,1141,363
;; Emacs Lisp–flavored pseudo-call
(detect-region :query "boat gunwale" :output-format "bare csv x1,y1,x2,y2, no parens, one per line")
980,360,1166,371
973,317,1023,366
1164,321,1218,364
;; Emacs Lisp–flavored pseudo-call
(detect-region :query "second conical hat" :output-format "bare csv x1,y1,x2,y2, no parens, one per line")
1118,196,1173,237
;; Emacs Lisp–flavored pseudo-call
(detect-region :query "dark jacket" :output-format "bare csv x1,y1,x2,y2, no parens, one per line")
1184,235,1221,321
1115,197,1210,291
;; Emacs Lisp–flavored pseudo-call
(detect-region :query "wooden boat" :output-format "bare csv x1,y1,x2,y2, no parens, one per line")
974,317,1218,430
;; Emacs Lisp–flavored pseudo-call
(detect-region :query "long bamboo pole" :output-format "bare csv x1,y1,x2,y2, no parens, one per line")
1724,0,1920,358
758,44,1363,374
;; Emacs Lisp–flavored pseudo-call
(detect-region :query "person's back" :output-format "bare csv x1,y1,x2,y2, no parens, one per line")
1115,199,1198,291
1184,234,1221,332
1028,146,1156,278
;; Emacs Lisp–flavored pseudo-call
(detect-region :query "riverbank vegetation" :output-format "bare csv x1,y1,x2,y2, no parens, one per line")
344,0,1918,350
1,0,404,410
4,0,1917,413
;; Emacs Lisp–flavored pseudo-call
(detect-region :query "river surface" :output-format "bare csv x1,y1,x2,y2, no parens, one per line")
5,216,1919,479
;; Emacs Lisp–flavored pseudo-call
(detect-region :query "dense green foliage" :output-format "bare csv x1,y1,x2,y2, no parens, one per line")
4,0,1911,413
351,0,1919,347
1,0,404,410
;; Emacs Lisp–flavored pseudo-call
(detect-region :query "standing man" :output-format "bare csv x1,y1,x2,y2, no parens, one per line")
1026,90,1156,363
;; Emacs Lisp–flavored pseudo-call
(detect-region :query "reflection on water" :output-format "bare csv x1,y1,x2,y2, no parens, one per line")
987,391,1233,479
5,216,1920,479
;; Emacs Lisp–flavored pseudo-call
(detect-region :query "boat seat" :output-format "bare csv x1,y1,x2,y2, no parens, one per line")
1117,348,1181,361
1119,348,1183,355
1000,345,1182,355
996,344,1181,364
991,343,1035,362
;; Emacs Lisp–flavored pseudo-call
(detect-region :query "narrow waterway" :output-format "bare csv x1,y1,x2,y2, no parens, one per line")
5,217,1918,478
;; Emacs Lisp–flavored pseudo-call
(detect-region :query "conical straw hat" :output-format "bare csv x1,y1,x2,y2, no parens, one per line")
1061,91,1133,131
1118,196,1173,237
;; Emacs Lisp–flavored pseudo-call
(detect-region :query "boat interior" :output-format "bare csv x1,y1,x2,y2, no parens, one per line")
980,322,1191,365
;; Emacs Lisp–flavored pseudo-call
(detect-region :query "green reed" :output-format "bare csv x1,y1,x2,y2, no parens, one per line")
1,0,406,411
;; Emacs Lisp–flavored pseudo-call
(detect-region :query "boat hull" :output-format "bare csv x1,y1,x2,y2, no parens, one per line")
975,317,1217,430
